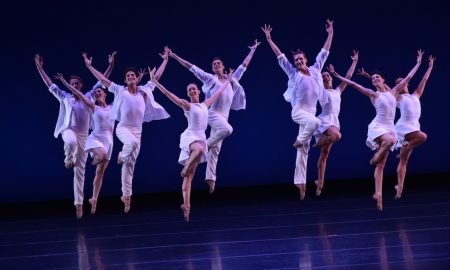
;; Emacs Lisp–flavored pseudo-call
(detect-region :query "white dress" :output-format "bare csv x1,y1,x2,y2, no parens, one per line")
314,87,341,142
85,105,115,159
366,91,397,151
178,103,209,165
395,93,421,149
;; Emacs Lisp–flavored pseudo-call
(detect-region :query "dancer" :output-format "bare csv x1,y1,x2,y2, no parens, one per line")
261,20,334,199
34,53,115,219
168,41,259,194
394,55,435,199
313,50,359,196
149,67,233,222
327,50,423,210
83,49,170,213
55,72,115,214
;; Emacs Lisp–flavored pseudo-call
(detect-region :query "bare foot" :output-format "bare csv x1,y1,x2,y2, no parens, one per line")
296,184,306,200
89,198,97,214
75,205,83,219
206,179,215,194
121,196,131,213
293,140,303,148
394,185,403,200
315,180,323,196
372,194,383,211
180,204,190,222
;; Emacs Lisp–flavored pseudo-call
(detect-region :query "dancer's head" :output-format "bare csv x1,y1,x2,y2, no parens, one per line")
186,83,200,103
211,57,224,75
69,75,83,91
94,86,107,104
370,70,386,89
395,77,409,94
292,49,307,71
322,71,333,89
123,67,139,86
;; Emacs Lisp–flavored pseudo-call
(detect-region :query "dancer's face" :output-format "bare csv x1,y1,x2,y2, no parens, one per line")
69,78,83,91
211,59,224,75
94,87,106,102
293,53,307,70
371,74,385,87
187,83,200,99
322,71,333,86
124,71,138,85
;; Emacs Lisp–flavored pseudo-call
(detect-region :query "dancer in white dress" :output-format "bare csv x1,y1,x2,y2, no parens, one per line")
313,50,359,196
149,67,233,222
55,73,115,214
394,55,435,199
167,41,259,194
327,50,423,211
34,53,115,219
261,20,334,200
83,49,170,213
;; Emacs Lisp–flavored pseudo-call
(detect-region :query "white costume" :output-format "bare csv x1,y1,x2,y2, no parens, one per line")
49,82,100,205
85,105,115,159
395,93,421,149
366,91,397,151
189,65,247,182
277,49,329,184
314,87,341,142
108,81,170,197
178,103,209,165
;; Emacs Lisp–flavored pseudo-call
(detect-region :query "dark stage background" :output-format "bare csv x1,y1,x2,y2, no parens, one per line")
2,0,449,203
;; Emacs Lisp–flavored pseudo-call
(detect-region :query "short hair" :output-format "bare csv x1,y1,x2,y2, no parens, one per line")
291,49,306,57
123,67,138,78
211,57,224,64
370,70,385,79
68,75,83,84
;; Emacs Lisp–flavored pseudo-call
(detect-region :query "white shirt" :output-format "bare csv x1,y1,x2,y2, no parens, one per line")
119,91,146,128
68,100,90,134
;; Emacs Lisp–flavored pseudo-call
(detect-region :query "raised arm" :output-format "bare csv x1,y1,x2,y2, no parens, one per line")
261,24,282,57
323,19,334,51
241,39,260,68
34,54,53,88
54,73,95,111
169,48,194,69
103,51,117,78
204,68,234,108
328,64,377,100
153,47,170,81
414,55,435,98
83,53,112,88
338,50,359,92
149,67,190,111
391,50,424,96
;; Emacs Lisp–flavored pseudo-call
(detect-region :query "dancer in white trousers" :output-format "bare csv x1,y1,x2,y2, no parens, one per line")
312,50,358,196
83,49,170,213
34,53,115,218
327,50,423,211
261,20,334,200
55,68,115,214
167,41,259,194
149,67,233,222
394,55,435,199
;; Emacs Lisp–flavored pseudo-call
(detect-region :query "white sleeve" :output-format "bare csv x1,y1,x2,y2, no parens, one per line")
311,48,329,71
108,82,123,95
48,84,71,102
277,54,296,77
189,65,214,85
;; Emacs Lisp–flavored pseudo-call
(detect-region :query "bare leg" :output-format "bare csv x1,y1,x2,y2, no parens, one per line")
89,159,109,214
91,148,107,166
396,147,413,199
398,131,427,159
373,153,389,211
316,143,333,196
181,141,205,177
370,133,396,165
75,204,83,219
314,126,341,148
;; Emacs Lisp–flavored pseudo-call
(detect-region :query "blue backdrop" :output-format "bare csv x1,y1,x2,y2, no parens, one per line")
2,0,449,203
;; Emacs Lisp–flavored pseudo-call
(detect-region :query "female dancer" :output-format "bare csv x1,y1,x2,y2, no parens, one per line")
394,55,435,199
313,50,359,196
55,73,114,214
149,67,233,222
327,50,423,210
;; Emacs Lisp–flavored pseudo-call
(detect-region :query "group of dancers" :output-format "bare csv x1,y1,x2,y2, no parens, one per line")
34,19,434,221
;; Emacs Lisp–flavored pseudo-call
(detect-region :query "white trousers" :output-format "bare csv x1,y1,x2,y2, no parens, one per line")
205,111,233,182
291,108,320,184
116,126,142,197
62,129,88,205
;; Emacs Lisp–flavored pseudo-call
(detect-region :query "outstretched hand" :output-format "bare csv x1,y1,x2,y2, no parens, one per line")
108,51,117,64
357,67,370,78
428,55,436,67
137,68,148,83
261,24,272,39
224,68,235,80
351,49,359,62
160,46,170,60
327,64,336,75
249,39,261,50
148,67,157,81
54,72,64,81
417,49,424,63
325,19,333,34
82,53,92,66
